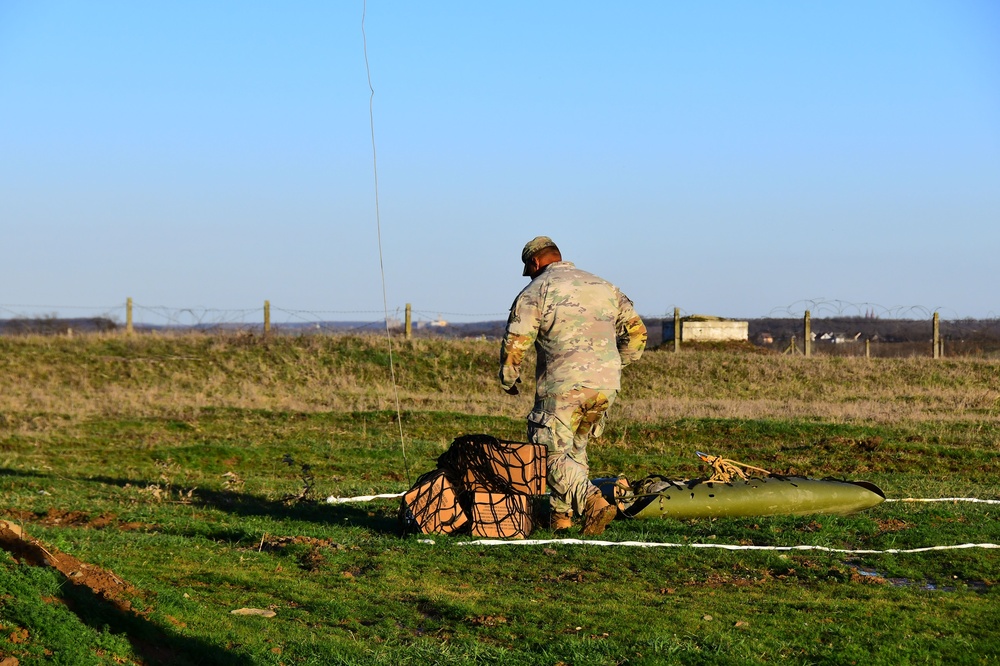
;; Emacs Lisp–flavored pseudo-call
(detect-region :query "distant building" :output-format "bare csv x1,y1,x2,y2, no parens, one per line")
817,331,862,343
415,318,448,329
662,315,749,343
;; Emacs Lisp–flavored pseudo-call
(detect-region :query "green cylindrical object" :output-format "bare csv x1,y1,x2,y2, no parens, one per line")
595,475,885,519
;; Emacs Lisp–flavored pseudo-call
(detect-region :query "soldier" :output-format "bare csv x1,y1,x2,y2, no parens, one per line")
499,236,647,535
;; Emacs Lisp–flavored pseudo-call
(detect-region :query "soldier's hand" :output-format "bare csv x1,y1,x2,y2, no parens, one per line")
504,378,521,395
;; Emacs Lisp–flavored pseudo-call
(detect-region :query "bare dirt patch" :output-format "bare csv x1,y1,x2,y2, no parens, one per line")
1,509,152,532
0,520,144,614
875,518,910,533
257,534,347,550
252,534,357,573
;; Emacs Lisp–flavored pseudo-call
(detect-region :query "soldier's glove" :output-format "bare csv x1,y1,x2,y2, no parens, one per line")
504,378,521,396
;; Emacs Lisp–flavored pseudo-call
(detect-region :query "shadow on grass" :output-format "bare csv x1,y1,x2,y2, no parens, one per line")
61,577,255,666
83,474,401,536
0,466,51,479
195,486,400,536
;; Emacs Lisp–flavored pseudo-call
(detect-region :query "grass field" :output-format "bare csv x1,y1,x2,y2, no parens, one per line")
1,333,998,665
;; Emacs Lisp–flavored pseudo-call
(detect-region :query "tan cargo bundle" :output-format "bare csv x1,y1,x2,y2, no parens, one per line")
438,434,546,496
398,434,547,538
469,491,533,539
398,469,469,535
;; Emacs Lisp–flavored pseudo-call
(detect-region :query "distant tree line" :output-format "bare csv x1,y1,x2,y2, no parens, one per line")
0,316,118,335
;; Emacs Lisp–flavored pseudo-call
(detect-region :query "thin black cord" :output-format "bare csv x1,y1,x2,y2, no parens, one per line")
363,0,410,484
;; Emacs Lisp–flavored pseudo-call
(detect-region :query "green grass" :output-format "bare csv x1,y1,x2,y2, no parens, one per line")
1,333,998,664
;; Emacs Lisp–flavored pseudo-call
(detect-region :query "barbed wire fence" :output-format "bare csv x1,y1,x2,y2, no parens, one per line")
0,300,511,335
766,299,944,320
2,298,999,357
666,300,1000,358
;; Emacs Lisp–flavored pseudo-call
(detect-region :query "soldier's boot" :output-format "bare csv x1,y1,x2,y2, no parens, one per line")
582,494,617,536
549,511,573,532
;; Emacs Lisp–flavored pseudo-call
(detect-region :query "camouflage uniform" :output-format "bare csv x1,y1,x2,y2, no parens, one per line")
499,261,647,516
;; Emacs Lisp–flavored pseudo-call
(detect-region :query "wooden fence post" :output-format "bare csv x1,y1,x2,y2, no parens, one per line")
785,335,799,355
932,312,940,359
673,307,681,352
405,303,412,340
804,310,812,358
865,338,871,359
264,300,271,335
126,297,133,335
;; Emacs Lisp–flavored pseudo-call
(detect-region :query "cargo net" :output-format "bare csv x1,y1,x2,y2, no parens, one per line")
398,434,546,537
469,492,533,539
437,434,546,496
398,468,469,536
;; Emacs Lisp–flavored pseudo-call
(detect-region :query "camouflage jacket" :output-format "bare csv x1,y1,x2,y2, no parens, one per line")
499,262,647,398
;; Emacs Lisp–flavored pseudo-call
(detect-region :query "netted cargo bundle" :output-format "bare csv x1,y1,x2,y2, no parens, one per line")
399,434,547,538
437,434,546,496
398,469,469,535
469,491,533,539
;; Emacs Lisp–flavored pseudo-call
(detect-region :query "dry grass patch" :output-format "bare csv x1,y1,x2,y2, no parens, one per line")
2,333,998,431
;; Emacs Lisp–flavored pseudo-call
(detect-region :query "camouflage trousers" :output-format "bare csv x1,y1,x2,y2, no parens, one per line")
526,388,618,516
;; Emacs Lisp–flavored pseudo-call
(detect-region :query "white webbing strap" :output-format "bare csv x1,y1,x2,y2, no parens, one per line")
445,539,1000,554
327,493,998,505
885,497,1000,504
326,492,405,504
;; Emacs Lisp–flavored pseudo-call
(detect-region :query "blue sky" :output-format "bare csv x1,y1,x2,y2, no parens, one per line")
2,1,998,324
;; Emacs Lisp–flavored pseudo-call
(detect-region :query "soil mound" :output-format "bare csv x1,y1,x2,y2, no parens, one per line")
0,519,143,614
